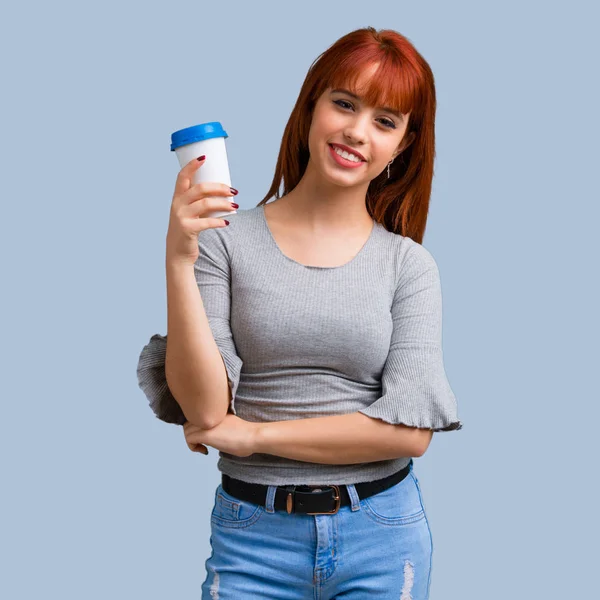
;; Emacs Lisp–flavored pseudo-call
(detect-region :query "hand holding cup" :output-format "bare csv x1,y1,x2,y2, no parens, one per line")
165,156,239,266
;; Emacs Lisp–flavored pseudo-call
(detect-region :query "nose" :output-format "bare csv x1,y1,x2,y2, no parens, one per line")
343,113,370,147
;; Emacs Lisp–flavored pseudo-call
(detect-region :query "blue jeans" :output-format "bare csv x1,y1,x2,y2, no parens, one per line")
201,460,433,599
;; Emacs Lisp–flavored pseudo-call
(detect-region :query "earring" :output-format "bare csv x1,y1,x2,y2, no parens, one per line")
387,159,393,179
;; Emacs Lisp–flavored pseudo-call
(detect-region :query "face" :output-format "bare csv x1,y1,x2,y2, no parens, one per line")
307,65,414,187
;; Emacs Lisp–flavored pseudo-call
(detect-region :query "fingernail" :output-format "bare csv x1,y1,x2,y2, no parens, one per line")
230,202,239,209
197,155,206,161
230,187,238,195
224,220,230,226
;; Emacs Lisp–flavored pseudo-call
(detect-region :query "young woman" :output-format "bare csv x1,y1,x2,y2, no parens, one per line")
137,26,462,600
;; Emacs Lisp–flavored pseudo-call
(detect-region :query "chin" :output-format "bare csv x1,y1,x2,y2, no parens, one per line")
326,163,369,184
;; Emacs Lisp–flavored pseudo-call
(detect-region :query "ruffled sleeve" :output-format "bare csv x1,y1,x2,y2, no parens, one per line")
136,333,186,425
136,224,243,425
358,242,462,432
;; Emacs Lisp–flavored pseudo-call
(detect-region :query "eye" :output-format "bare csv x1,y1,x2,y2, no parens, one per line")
332,99,397,129
378,117,396,129
333,99,353,110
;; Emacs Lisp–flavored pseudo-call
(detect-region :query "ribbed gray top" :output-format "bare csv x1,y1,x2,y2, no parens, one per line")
137,204,462,485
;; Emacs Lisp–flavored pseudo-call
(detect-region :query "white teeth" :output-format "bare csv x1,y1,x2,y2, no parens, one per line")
333,146,361,162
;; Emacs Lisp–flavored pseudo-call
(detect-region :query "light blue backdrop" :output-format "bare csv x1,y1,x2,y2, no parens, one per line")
2,1,598,598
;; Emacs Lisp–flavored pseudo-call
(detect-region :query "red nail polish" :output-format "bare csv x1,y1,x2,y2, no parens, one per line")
197,155,206,161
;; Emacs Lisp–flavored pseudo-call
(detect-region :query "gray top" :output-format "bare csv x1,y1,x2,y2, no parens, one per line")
137,204,462,485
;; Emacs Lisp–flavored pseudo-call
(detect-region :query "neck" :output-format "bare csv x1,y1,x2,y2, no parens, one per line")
276,161,373,234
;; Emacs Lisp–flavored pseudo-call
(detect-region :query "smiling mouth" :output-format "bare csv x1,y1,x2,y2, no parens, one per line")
328,143,367,162
328,144,367,168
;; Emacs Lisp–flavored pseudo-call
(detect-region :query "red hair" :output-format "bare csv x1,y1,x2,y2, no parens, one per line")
257,26,437,244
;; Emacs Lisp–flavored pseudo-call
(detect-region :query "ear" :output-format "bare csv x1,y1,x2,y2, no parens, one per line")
393,131,416,159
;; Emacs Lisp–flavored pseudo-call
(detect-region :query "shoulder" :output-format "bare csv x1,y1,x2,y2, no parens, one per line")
401,237,439,275
197,206,257,258
391,239,443,312
377,228,439,283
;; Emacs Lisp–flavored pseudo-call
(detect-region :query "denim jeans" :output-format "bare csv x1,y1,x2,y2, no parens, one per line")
201,460,433,599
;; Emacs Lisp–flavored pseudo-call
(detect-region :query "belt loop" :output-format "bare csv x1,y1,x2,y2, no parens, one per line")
265,484,277,513
345,484,362,512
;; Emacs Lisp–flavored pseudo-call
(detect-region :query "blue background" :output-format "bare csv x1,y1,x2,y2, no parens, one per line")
2,0,598,598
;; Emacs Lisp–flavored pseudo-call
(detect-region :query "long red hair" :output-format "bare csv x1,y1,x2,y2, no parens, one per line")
257,26,437,244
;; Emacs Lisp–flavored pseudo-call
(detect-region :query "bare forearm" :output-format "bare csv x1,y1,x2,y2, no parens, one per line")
164,260,229,429
254,412,426,464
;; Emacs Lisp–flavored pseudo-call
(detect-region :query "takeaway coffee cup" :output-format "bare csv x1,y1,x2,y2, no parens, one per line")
170,121,237,219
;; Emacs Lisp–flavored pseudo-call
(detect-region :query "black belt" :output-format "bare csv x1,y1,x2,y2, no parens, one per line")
221,459,412,515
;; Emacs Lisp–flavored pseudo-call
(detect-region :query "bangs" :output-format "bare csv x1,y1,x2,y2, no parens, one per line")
327,55,419,117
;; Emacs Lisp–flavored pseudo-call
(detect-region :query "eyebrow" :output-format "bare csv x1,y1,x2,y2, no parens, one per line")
330,88,404,120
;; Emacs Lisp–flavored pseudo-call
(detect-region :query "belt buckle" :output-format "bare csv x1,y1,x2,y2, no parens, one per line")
286,485,341,515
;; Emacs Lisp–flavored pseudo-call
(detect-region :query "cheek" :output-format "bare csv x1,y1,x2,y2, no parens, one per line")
374,139,400,162
308,120,335,153
313,106,345,135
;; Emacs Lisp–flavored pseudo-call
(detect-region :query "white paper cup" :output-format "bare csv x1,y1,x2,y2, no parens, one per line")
170,122,237,219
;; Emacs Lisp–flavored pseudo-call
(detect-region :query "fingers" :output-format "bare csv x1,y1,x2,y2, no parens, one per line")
183,423,209,454
189,443,209,455
174,155,206,197
180,181,237,205
180,197,237,222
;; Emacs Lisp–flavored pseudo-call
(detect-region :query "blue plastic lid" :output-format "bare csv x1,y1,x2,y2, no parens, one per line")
170,121,228,151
